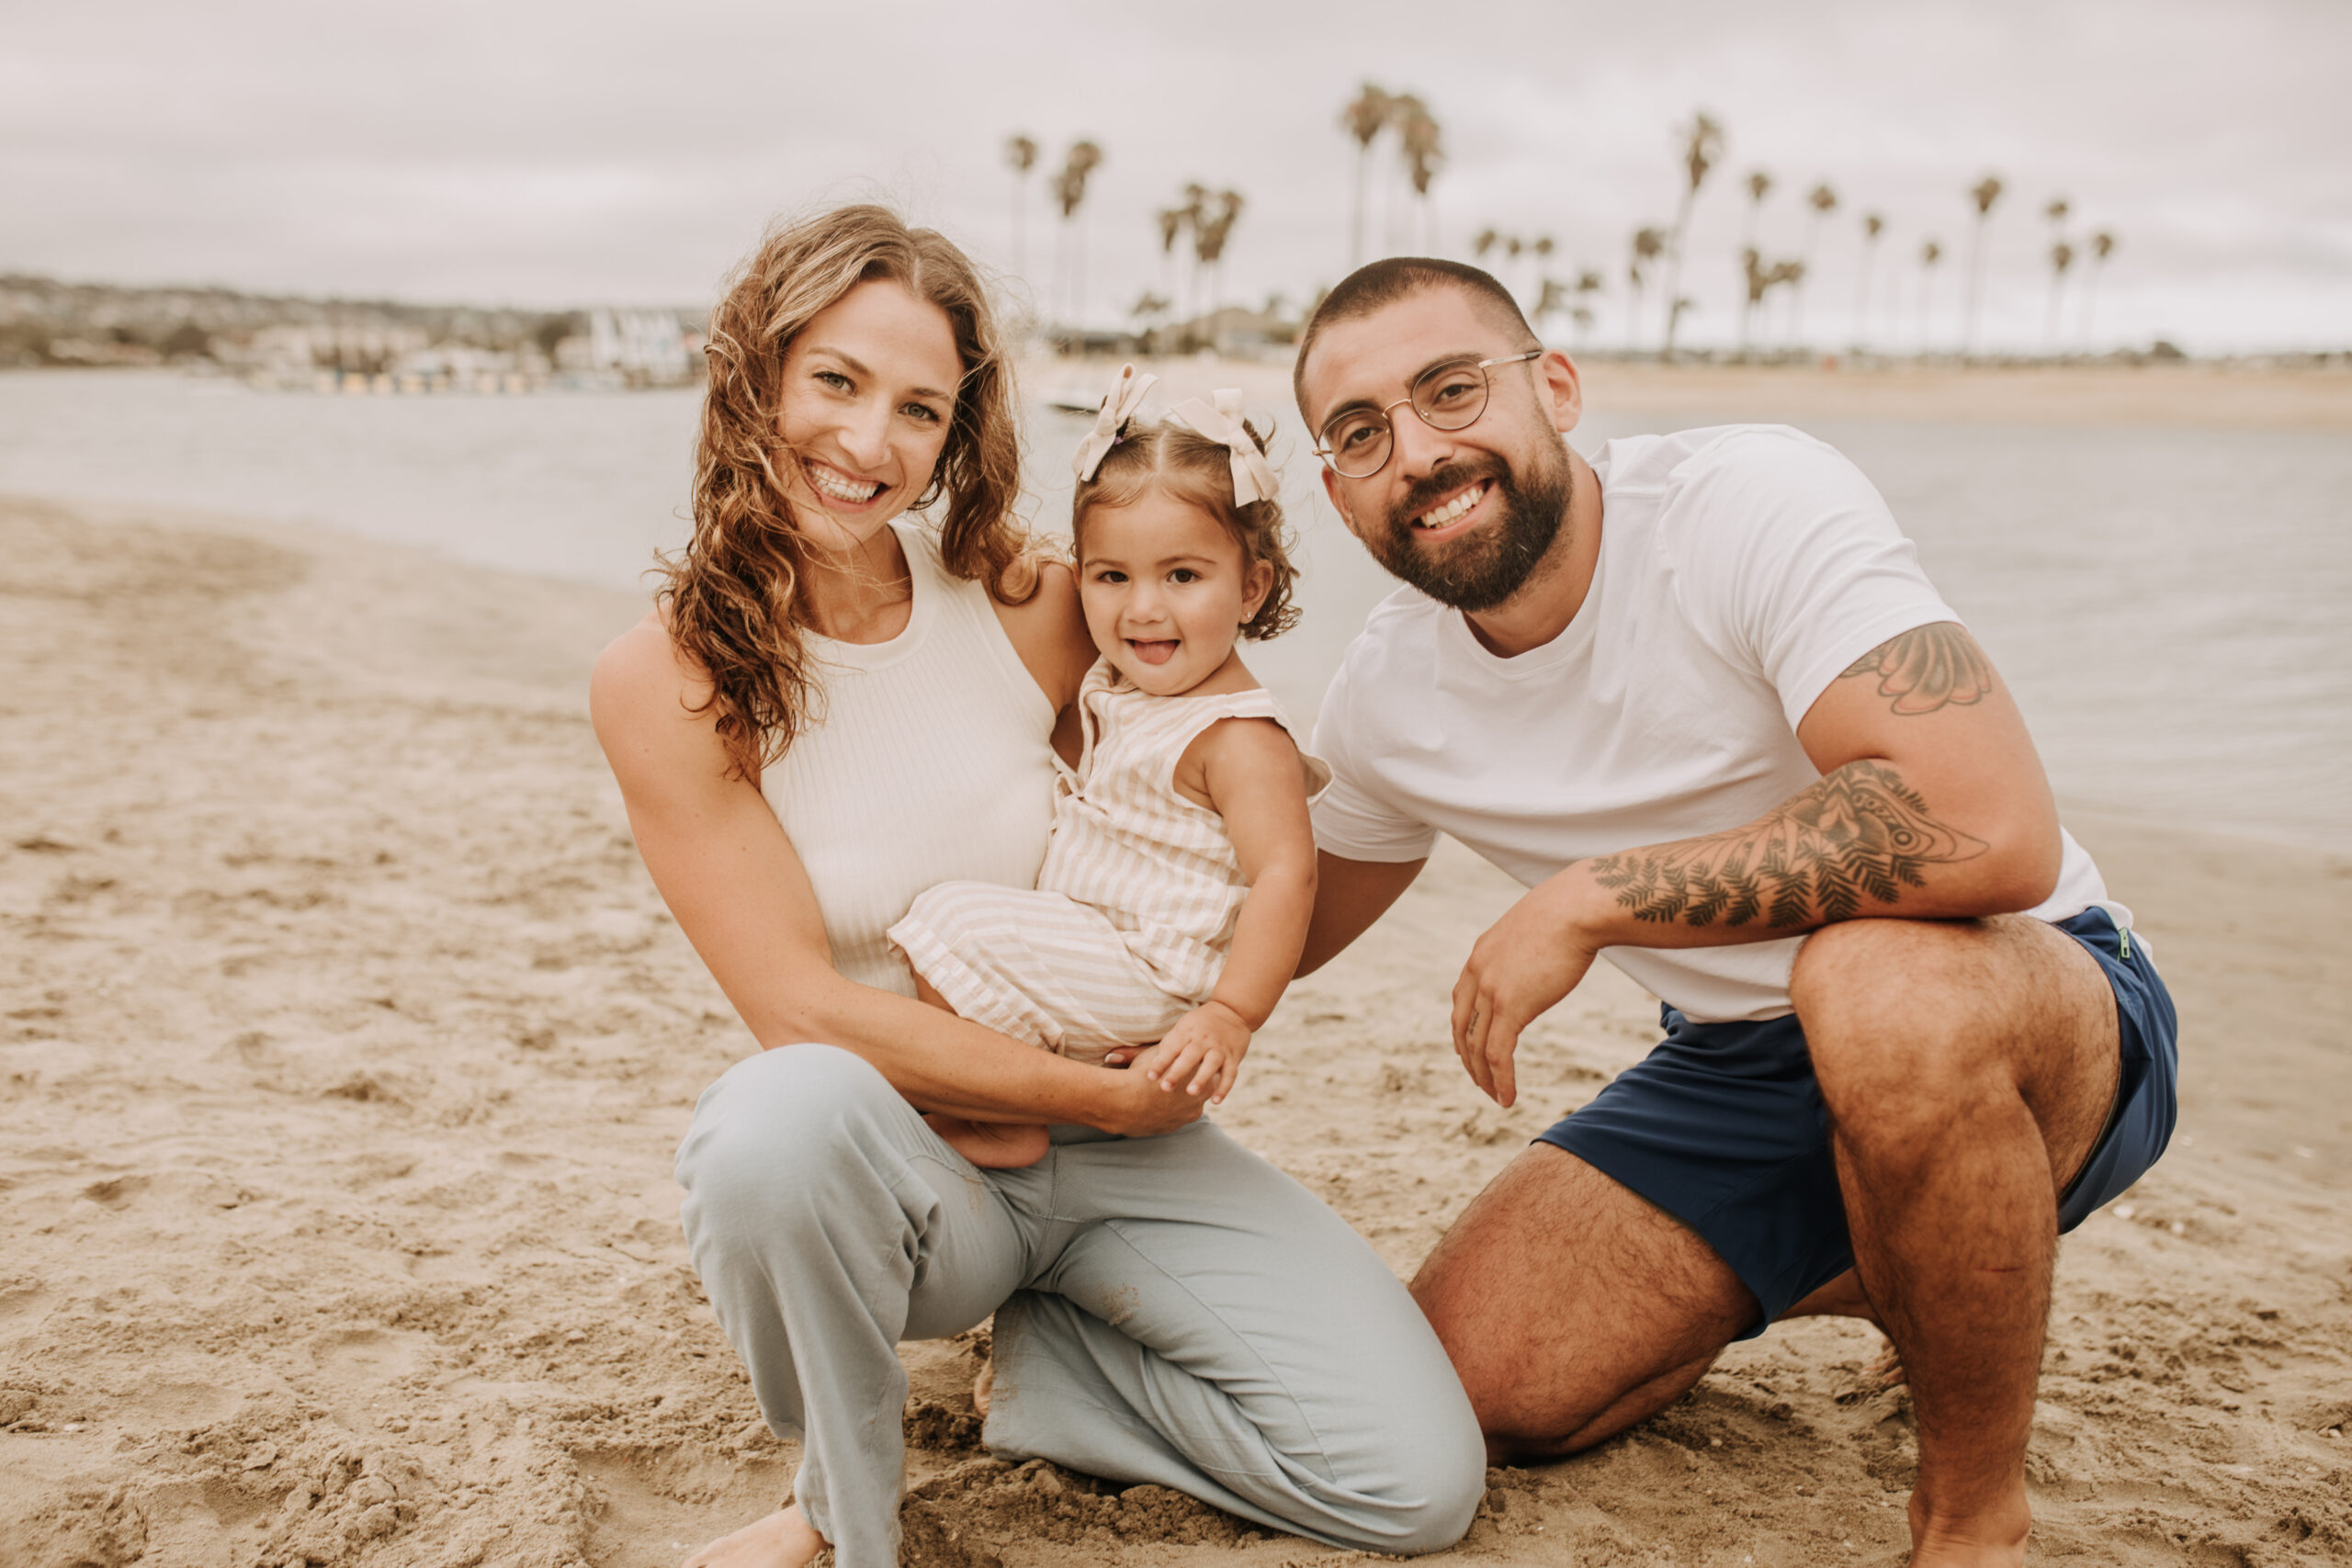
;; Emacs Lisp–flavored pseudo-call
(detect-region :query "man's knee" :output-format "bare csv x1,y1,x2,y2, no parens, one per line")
1792,919,2029,1137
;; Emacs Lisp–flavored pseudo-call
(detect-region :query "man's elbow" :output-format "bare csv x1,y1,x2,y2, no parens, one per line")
1974,816,2064,914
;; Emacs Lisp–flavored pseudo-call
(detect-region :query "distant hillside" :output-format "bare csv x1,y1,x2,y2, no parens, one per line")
0,275,699,369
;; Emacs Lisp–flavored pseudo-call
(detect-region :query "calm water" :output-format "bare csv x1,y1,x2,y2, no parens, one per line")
4,369,2346,855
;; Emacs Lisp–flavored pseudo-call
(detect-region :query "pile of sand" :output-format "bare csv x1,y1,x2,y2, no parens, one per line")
1,495,2346,1567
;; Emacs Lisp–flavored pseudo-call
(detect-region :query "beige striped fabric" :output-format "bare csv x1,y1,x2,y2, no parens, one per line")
888,660,1329,1062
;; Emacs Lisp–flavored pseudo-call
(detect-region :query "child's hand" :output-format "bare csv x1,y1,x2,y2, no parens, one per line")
1145,1001,1251,1102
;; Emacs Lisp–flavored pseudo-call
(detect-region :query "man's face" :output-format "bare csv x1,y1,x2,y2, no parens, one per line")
1298,288,1579,613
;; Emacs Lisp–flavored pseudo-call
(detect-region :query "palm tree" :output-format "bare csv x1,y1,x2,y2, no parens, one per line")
1917,237,1945,353
1853,212,1885,354
1740,248,1767,357
1661,111,1724,358
2042,197,2072,353
1049,140,1105,328
1963,174,2004,358
1341,84,1394,268
1003,135,1039,282
1472,227,1500,263
1193,188,1246,344
1155,205,1189,323
1629,226,1667,351
1174,184,1211,344
1533,236,1556,309
2077,230,2118,345
2045,241,2075,352
1741,170,1772,252
1533,277,1570,333
1793,182,1837,350
1394,96,1443,253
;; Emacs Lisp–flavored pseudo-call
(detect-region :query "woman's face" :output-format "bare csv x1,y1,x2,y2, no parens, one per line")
775,278,964,556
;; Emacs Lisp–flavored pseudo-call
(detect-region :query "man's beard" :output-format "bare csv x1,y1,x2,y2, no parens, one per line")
1367,442,1572,614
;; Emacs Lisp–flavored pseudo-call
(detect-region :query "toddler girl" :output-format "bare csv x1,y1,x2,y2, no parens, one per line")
888,366,1325,1168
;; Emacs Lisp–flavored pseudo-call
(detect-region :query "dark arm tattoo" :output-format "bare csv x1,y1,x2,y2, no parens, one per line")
1840,622,1996,716
1589,760,1989,928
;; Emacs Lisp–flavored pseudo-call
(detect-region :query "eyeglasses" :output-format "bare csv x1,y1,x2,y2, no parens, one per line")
1313,350,1544,479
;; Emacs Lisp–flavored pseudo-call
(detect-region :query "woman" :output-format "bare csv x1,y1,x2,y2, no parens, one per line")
590,205,1481,1568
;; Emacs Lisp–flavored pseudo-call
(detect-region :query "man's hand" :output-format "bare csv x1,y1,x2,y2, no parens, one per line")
1452,871,1600,1107
1140,1001,1252,1103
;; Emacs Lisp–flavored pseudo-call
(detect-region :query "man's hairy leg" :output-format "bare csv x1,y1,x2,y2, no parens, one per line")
1794,915,2119,1568
1411,1143,1754,1462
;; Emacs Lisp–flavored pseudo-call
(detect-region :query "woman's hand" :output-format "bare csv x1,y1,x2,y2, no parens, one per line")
1090,1052,1212,1135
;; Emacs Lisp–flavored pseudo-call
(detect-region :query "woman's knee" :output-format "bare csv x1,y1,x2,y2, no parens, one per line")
1342,1427,1485,1557
675,1043,904,1227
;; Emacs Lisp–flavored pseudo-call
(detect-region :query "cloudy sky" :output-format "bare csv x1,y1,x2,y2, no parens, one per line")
7,0,2347,353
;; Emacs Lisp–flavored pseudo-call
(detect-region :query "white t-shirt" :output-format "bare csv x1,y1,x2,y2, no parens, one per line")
1311,424,2110,1023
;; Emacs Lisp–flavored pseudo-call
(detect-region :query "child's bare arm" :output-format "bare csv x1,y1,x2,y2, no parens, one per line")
1197,716,1317,1027
1148,716,1317,1100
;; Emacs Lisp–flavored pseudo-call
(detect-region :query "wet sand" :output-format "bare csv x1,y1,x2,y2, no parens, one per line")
1,493,2346,1566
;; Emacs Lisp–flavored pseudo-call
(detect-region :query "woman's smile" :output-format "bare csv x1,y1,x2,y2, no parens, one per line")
803,457,888,509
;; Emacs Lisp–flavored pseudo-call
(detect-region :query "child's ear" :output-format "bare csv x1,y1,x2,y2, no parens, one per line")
1241,558,1274,623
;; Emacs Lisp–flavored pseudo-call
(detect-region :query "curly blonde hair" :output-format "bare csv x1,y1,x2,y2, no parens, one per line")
1070,415,1300,641
660,205,1029,780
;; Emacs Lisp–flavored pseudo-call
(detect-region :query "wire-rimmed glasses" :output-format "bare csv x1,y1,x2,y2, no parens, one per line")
1312,349,1544,479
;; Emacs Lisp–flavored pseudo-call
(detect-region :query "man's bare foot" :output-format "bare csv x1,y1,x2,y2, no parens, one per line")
682,1503,826,1568
1905,1492,2030,1566
925,1113,1049,1169
972,1357,994,1419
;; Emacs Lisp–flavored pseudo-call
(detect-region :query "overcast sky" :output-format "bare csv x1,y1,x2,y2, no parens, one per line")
6,0,2348,353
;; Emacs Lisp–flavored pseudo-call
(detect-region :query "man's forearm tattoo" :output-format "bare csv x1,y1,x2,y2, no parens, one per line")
1840,622,1996,716
1589,761,1989,928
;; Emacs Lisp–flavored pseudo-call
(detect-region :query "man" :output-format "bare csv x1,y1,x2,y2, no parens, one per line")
1290,258,2177,1567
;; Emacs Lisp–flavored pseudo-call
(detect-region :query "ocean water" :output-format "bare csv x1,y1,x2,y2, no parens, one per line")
4,368,2346,856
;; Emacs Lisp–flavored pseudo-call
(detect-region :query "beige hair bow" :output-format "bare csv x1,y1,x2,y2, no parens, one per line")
1071,363,1159,482
1167,389,1280,506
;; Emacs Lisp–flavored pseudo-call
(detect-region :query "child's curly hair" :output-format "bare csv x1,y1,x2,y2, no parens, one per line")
1069,414,1300,640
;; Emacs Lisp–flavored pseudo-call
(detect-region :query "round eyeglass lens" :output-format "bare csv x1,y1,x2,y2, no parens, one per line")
1411,360,1492,429
1321,411,1393,478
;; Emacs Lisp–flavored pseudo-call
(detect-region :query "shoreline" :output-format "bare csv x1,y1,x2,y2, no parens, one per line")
1023,353,2352,433
2,495,2346,1565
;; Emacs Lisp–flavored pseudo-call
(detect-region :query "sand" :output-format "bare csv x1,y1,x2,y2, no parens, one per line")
2,491,2348,1568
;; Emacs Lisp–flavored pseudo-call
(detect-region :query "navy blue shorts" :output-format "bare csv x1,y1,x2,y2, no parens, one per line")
1534,907,2179,1338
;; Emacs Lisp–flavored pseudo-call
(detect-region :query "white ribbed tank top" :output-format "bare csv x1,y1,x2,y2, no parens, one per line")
760,521,1059,996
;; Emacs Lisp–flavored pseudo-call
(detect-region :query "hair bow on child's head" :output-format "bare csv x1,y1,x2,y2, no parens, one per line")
1167,389,1279,506
1072,363,1159,482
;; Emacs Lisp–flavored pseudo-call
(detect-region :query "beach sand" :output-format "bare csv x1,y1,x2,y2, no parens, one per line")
3,491,2348,1567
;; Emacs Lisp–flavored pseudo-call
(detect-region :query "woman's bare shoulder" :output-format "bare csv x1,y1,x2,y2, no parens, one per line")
591,609,720,761
989,558,1095,708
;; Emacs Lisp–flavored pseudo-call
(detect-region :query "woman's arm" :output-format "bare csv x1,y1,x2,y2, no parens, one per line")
588,612,1200,1136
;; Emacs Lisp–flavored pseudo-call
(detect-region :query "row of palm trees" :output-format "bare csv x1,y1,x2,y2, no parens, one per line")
1005,98,2123,359
1553,116,2125,358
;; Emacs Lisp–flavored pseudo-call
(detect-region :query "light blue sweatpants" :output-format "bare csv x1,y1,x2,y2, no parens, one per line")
675,1044,1484,1568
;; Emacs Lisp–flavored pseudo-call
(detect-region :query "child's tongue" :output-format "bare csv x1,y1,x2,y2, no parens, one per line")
1129,639,1179,666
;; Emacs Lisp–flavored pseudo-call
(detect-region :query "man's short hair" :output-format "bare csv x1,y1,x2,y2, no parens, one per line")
1292,256,1539,424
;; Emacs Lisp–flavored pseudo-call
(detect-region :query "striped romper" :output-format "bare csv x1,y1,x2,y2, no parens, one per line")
888,659,1328,1063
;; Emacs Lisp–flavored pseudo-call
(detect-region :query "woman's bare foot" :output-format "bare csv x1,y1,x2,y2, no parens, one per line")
682,1503,825,1568
924,1113,1049,1169
972,1357,995,1419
